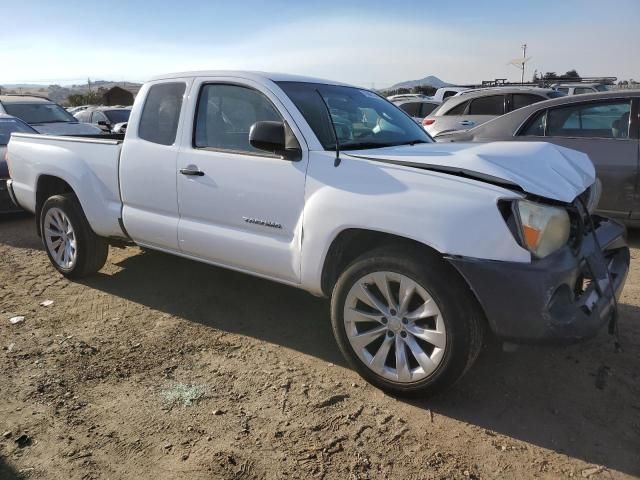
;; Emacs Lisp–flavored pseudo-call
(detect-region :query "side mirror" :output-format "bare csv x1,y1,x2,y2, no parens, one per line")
97,120,110,129
249,121,301,161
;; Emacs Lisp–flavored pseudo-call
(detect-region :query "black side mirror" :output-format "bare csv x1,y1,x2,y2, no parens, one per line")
249,121,301,161
97,120,110,129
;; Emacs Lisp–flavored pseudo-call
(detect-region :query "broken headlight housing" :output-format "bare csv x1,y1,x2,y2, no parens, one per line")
499,199,571,258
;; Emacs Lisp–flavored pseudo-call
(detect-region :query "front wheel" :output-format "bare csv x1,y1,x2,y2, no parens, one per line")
40,194,109,278
330,247,483,397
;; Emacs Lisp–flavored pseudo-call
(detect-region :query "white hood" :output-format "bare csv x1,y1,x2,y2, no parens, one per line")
31,122,102,136
347,141,595,203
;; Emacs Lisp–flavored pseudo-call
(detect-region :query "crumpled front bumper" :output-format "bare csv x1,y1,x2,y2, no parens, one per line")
447,217,630,343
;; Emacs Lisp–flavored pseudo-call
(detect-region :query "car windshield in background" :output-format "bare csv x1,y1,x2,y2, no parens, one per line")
0,118,36,145
277,82,432,151
595,85,610,92
104,109,131,124
547,91,567,98
3,103,77,124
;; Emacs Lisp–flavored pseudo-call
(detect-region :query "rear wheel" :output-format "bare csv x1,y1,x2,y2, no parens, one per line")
330,247,483,396
40,194,108,278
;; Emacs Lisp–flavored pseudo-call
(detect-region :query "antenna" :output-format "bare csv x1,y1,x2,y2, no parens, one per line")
508,44,531,84
315,89,342,167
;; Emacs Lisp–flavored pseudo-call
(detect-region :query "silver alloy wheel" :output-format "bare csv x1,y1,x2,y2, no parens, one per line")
344,271,446,383
43,207,77,270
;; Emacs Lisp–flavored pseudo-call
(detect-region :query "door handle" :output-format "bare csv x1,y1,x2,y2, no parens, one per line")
459,120,475,126
180,167,205,176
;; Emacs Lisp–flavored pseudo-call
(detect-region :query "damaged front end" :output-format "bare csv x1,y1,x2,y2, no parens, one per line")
447,189,630,343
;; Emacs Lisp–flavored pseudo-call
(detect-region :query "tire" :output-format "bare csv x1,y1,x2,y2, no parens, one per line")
330,246,483,397
40,194,109,278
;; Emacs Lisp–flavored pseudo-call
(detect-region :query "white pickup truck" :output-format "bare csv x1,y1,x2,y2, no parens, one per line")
6,71,630,396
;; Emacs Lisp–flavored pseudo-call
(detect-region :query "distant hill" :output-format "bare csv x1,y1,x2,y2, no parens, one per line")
389,75,452,90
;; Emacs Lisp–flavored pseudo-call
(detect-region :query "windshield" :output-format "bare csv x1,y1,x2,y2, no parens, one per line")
104,109,131,124
595,85,610,92
0,117,37,145
3,102,77,124
277,82,432,151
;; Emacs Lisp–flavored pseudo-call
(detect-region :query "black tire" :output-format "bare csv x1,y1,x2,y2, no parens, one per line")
330,246,483,397
40,194,109,278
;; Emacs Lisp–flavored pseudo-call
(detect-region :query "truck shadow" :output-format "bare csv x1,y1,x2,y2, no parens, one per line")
0,457,22,480
81,247,640,476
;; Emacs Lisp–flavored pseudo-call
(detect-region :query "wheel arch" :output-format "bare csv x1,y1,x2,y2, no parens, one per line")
35,174,75,236
320,228,446,295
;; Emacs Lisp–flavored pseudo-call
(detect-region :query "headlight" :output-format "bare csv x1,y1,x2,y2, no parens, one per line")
515,200,570,258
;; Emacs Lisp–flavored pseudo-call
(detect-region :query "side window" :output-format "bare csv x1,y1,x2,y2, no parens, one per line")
75,111,89,122
399,102,420,117
444,100,469,116
442,91,457,99
520,110,547,136
419,102,438,117
138,82,186,146
92,111,107,123
573,87,593,95
194,84,282,153
546,101,631,138
556,87,569,95
512,94,543,111
468,95,505,115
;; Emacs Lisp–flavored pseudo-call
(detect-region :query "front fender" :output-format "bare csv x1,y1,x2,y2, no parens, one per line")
300,152,530,295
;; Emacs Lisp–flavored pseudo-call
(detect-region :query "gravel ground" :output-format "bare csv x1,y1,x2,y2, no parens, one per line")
1,214,639,480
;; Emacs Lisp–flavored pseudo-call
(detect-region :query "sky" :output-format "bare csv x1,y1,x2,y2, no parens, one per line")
1,0,639,88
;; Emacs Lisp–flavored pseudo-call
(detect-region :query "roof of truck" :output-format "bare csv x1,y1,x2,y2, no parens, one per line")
150,71,351,87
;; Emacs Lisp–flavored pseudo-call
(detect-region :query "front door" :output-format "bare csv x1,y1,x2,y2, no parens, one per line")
176,78,309,283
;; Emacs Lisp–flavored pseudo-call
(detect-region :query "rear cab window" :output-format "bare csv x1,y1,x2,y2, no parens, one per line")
138,82,186,145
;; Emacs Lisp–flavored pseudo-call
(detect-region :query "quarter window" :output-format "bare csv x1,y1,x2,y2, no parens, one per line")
419,102,439,117
512,94,543,110
444,100,469,115
468,95,505,115
398,102,421,117
520,110,547,136
573,87,594,95
138,82,186,146
194,84,282,153
546,101,631,138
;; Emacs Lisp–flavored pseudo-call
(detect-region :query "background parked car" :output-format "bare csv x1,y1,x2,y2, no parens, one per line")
386,93,431,102
422,87,565,137
0,114,37,213
392,98,441,123
74,106,131,133
0,95,102,136
434,91,640,225
552,83,611,95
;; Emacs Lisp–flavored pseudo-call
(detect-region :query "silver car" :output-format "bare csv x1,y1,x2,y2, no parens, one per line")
435,90,640,226
422,87,565,137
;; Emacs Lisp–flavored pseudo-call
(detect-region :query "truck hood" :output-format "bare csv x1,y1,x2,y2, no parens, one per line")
30,122,102,136
346,141,595,203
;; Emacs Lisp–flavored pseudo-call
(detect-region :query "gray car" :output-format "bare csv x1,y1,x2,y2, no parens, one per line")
422,87,565,137
435,90,640,226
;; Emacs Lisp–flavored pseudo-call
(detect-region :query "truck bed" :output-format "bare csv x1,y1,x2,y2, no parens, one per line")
8,132,126,239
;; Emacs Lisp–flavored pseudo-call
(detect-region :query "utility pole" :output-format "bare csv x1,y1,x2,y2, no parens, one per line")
521,44,527,84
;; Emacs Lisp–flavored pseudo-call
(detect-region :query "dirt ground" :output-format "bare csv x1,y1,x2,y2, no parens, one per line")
0,214,638,480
